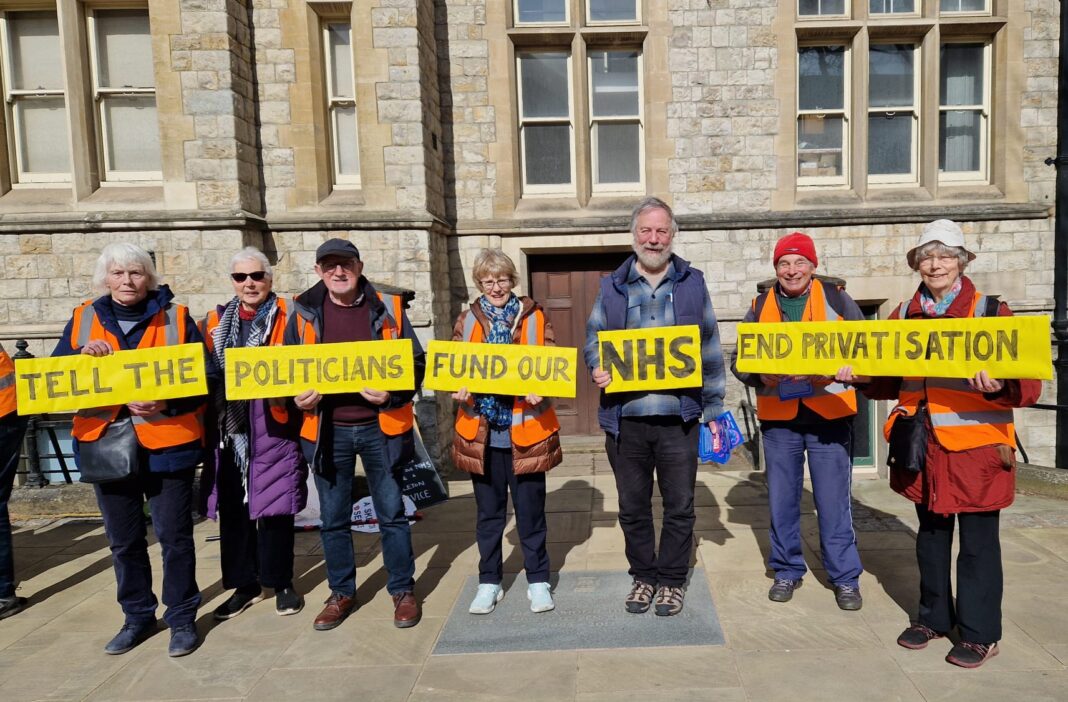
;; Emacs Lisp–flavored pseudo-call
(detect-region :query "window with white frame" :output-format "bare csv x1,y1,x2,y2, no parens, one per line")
88,9,160,180
940,0,988,13
1,10,69,183
589,49,642,190
798,0,846,17
323,22,359,186
869,0,916,14
515,0,568,25
939,41,989,180
517,50,574,192
868,44,918,183
797,45,848,184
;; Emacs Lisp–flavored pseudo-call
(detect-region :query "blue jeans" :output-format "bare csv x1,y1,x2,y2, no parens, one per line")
316,423,414,597
762,420,863,587
0,415,28,598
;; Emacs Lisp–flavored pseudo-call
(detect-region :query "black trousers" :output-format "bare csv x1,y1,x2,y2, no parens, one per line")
915,504,1002,644
605,417,699,587
471,447,549,585
216,453,295,592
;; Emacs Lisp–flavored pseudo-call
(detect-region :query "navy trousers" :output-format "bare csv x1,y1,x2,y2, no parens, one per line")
761,420,863,587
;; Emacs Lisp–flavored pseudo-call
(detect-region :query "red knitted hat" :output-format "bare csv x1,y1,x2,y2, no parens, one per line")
773,232,817,267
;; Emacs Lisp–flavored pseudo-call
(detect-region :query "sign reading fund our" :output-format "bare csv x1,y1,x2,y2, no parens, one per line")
423,341,578,398
598,325,703,393
735,316,1053,380
225,339,415,400
15,344,209,415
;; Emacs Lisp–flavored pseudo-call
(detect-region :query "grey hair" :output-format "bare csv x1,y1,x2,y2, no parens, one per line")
911,242,970,272
230,246,273,278
92,243,160,293
471,248,519,290
629,196,678,238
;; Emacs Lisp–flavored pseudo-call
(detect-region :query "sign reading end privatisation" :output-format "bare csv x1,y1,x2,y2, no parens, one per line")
15,343,209,415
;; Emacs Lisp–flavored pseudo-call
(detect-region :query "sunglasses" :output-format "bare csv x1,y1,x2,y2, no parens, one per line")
231,271,268,283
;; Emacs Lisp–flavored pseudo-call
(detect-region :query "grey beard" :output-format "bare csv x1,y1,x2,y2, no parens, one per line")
634,247,671,271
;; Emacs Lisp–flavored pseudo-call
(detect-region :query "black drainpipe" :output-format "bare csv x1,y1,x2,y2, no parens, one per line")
1048,1,1068,468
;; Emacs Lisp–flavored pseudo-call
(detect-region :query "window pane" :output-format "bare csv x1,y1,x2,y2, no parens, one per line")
7,11,62,90
103,96,160,172
590,0,637,22
797,114,843,177
799,0,845,15
868,112,913,175
798,47,845,111
590,50,639,117
523,124,570,185
869,45,914,108
940,43,984,106
870,0,915,12
517,0,566,23
95,10,154,88
595,122,640,184
15,98,69,173
333,105,359,176
940,110,981,172
519,52,569,118
328,24,353,99
941,0,986,11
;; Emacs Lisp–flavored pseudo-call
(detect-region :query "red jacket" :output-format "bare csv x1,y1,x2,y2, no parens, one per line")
861,277,1042,514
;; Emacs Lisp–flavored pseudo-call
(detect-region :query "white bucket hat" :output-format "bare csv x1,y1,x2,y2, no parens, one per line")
906,219,976,270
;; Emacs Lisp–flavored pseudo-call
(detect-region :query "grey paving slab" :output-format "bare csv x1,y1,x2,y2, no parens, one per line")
246,664,421,702
434,570,724,655
410,651,578,701
735,649,926,702
907,670,1068,702
575,647,740,693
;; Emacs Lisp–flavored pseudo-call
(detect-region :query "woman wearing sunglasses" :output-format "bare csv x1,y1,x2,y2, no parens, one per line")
200,247,308,621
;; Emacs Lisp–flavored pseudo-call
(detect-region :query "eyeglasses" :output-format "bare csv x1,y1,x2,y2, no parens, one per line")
479,278,513,290
917,254,958,266
231,271,268,283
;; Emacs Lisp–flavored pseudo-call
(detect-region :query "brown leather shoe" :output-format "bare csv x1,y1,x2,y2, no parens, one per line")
313,593,355,631
392,591,421,629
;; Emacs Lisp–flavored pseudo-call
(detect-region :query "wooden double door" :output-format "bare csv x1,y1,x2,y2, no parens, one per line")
528,252,630,436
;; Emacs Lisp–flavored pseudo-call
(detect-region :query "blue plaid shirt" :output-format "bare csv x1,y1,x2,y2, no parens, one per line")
584,259,726,420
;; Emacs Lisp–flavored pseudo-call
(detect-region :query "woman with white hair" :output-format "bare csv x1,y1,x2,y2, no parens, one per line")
841,219,1041,668
200,247,307,621
52,242,212,657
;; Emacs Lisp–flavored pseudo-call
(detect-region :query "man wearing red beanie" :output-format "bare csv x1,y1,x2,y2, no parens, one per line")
731,232,866,611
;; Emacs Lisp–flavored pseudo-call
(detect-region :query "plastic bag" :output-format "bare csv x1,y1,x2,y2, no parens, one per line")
698,411,745,464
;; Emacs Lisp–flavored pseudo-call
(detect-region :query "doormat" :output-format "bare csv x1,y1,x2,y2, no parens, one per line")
433,569,724,655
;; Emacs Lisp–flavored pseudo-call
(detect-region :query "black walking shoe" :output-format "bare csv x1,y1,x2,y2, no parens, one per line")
768,578,801,603
946,641,999,668
0,595,27,620
834,584,863,611
275,587,304,616
897,623,945,650
212,586,264,621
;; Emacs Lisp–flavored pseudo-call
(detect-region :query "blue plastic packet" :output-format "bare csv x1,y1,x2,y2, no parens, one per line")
698,411,745,464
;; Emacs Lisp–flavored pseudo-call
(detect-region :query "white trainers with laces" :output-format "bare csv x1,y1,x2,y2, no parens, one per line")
468,583,504,614
527,582,555,613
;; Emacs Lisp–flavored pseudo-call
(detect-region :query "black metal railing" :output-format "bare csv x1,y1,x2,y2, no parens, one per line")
11,339,76,486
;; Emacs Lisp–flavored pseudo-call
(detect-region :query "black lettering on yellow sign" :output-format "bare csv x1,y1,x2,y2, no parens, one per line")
600,336,697,382
232,353,405,388
739,329,1021,363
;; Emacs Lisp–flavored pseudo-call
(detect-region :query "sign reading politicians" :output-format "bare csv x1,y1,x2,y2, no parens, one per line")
225,339,415,400
735,316,1053,379
15,343,209,415
598,325,704,393
423,340,577,398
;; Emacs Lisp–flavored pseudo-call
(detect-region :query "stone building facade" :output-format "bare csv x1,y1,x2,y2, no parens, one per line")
0,0,1059,469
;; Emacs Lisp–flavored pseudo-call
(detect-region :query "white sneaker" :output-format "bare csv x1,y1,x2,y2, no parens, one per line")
468,584,504,614
527,582,555,613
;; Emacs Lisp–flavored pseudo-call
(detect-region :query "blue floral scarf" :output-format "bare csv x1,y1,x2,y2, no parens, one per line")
474,294,521,430
919,276,963,317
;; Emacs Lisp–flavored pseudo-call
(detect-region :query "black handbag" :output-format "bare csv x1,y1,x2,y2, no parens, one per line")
886,401,928,473
78,416,141,484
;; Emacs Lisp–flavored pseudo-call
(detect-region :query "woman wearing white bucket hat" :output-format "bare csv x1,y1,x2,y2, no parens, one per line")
839,219,1041,668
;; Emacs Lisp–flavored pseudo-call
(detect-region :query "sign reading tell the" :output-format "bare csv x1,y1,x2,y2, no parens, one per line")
423,340,577,398
15,343,209,415
224,339,415,400
598,325,703,393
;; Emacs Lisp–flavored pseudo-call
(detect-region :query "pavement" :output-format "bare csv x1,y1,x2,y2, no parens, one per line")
1,451,1067,702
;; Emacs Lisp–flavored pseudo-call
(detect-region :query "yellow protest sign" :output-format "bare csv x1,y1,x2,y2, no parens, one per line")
735,316,1052,379
598,325,703,393
15,343,208,415
423,340,577,398
225,339,414,400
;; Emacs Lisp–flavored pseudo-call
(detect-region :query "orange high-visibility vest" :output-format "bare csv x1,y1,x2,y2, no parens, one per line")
884,292,1015,451
753,278,858,421
69,300,204,450
297,293,414,443
203,298,291,425
453,306,561,448
0,344,15,418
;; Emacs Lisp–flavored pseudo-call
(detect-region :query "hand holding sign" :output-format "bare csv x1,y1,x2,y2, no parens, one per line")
592,368,612,389
968,370,1003,394
360,388,391,405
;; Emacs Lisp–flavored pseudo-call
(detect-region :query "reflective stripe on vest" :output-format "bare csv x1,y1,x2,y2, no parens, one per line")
298,292,414,443
453,306,560,447
884,291,1015,450
70,300,204,449
0,346,15,417
753,279,858,421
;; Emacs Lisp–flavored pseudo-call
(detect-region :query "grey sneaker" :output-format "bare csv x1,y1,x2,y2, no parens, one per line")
768,578,801,603
834,584,863,611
